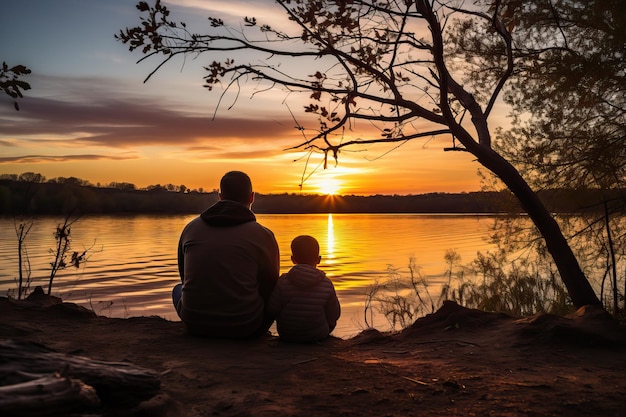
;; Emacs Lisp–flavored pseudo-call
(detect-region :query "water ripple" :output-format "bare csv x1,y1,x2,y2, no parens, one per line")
1,214,500,337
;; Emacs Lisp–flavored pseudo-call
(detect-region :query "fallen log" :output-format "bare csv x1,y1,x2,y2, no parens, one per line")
0,339,161,414
0,372,99,416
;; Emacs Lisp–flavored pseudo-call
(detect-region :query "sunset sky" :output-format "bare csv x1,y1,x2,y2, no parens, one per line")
0,0,498,196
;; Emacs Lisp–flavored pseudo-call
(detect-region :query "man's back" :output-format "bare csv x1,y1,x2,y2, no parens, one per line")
177,199,279,338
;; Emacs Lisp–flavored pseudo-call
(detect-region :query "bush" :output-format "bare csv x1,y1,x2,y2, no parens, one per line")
365,250,574,332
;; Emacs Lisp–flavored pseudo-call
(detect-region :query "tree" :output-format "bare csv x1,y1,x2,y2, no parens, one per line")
117,0,602,306
451,0,625,312
452,0,625,190
14,218,34,300
50,176,92,187
106,181,137,191
18,172,46,183
47,215,90,295
1,61,31,111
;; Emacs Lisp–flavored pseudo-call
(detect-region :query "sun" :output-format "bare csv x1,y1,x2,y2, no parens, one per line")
316,178,342,195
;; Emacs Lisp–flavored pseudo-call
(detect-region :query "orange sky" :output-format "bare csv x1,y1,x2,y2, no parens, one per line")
0,0,491,196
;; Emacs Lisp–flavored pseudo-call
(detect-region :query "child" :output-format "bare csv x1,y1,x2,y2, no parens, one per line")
267,235,341,342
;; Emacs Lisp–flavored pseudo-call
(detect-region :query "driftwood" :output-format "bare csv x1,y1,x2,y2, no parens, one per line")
0,339,161,416
0,372,99,416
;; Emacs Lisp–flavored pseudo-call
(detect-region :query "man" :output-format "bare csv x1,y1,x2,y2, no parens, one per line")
173,171,280,338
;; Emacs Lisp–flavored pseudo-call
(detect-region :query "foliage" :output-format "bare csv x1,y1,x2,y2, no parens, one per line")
453,1,625,315
460,250,572,316
6,215,96,299
366,257,441,329
367,250,574,332
471,196,626,321
0,61,31,111
3,175,618,215
498,0,624,191
117,0,605,307
0,178,216,215
17,172,46,183
47,215,90,295
13,218,33,300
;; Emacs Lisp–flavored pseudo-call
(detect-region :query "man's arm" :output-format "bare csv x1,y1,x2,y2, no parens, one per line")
177,234,185,283
258,237,280,301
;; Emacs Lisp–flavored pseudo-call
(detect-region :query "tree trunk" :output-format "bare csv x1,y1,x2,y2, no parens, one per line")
415,0,599,307
476,147,602,307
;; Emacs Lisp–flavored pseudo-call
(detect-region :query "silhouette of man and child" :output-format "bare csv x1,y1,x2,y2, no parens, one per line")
172,171,341,342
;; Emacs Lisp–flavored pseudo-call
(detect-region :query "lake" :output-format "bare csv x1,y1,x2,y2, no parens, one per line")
0,214,501,338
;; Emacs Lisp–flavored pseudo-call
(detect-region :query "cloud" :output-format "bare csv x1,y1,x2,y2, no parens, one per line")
167,0,280,19
0,74,302,150
0,154,137,164
185,147,294,161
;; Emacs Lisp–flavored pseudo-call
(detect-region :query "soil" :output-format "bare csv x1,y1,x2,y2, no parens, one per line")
1,293,626,417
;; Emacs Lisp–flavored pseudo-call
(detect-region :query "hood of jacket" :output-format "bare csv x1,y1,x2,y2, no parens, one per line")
284,264,326,289
200,200,256,227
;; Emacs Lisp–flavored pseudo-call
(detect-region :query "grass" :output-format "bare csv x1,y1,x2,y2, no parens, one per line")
365,249,576,332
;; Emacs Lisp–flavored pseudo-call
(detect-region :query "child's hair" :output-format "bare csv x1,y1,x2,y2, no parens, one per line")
291,235,320,265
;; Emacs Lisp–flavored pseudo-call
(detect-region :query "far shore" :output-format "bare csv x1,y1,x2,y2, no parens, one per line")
2,178,617,216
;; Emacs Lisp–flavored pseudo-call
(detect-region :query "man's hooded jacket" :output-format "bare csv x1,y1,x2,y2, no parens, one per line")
177,200,279,338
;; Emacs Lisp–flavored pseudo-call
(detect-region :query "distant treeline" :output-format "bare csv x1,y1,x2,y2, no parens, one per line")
0,178,620,216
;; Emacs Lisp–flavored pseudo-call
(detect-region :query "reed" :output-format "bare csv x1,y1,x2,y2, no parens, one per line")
366,250,574,332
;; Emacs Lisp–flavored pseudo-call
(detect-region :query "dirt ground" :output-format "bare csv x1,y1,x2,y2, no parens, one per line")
1,294,626,417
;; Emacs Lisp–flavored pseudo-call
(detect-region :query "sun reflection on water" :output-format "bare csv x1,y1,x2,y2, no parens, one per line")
325,213,336,269
0,214,503,338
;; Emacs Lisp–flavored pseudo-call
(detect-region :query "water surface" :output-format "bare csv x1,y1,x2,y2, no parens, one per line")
0,214,499,338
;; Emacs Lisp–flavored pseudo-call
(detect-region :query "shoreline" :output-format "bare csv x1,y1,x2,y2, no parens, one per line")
2,294,626,416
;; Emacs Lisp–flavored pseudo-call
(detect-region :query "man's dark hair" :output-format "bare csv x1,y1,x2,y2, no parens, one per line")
220,171,253,204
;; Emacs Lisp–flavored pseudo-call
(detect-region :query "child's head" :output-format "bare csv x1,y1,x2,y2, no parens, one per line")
290,235,321,266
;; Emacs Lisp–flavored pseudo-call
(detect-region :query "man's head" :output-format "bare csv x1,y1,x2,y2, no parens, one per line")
290,235,321,266
219,171,254,206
